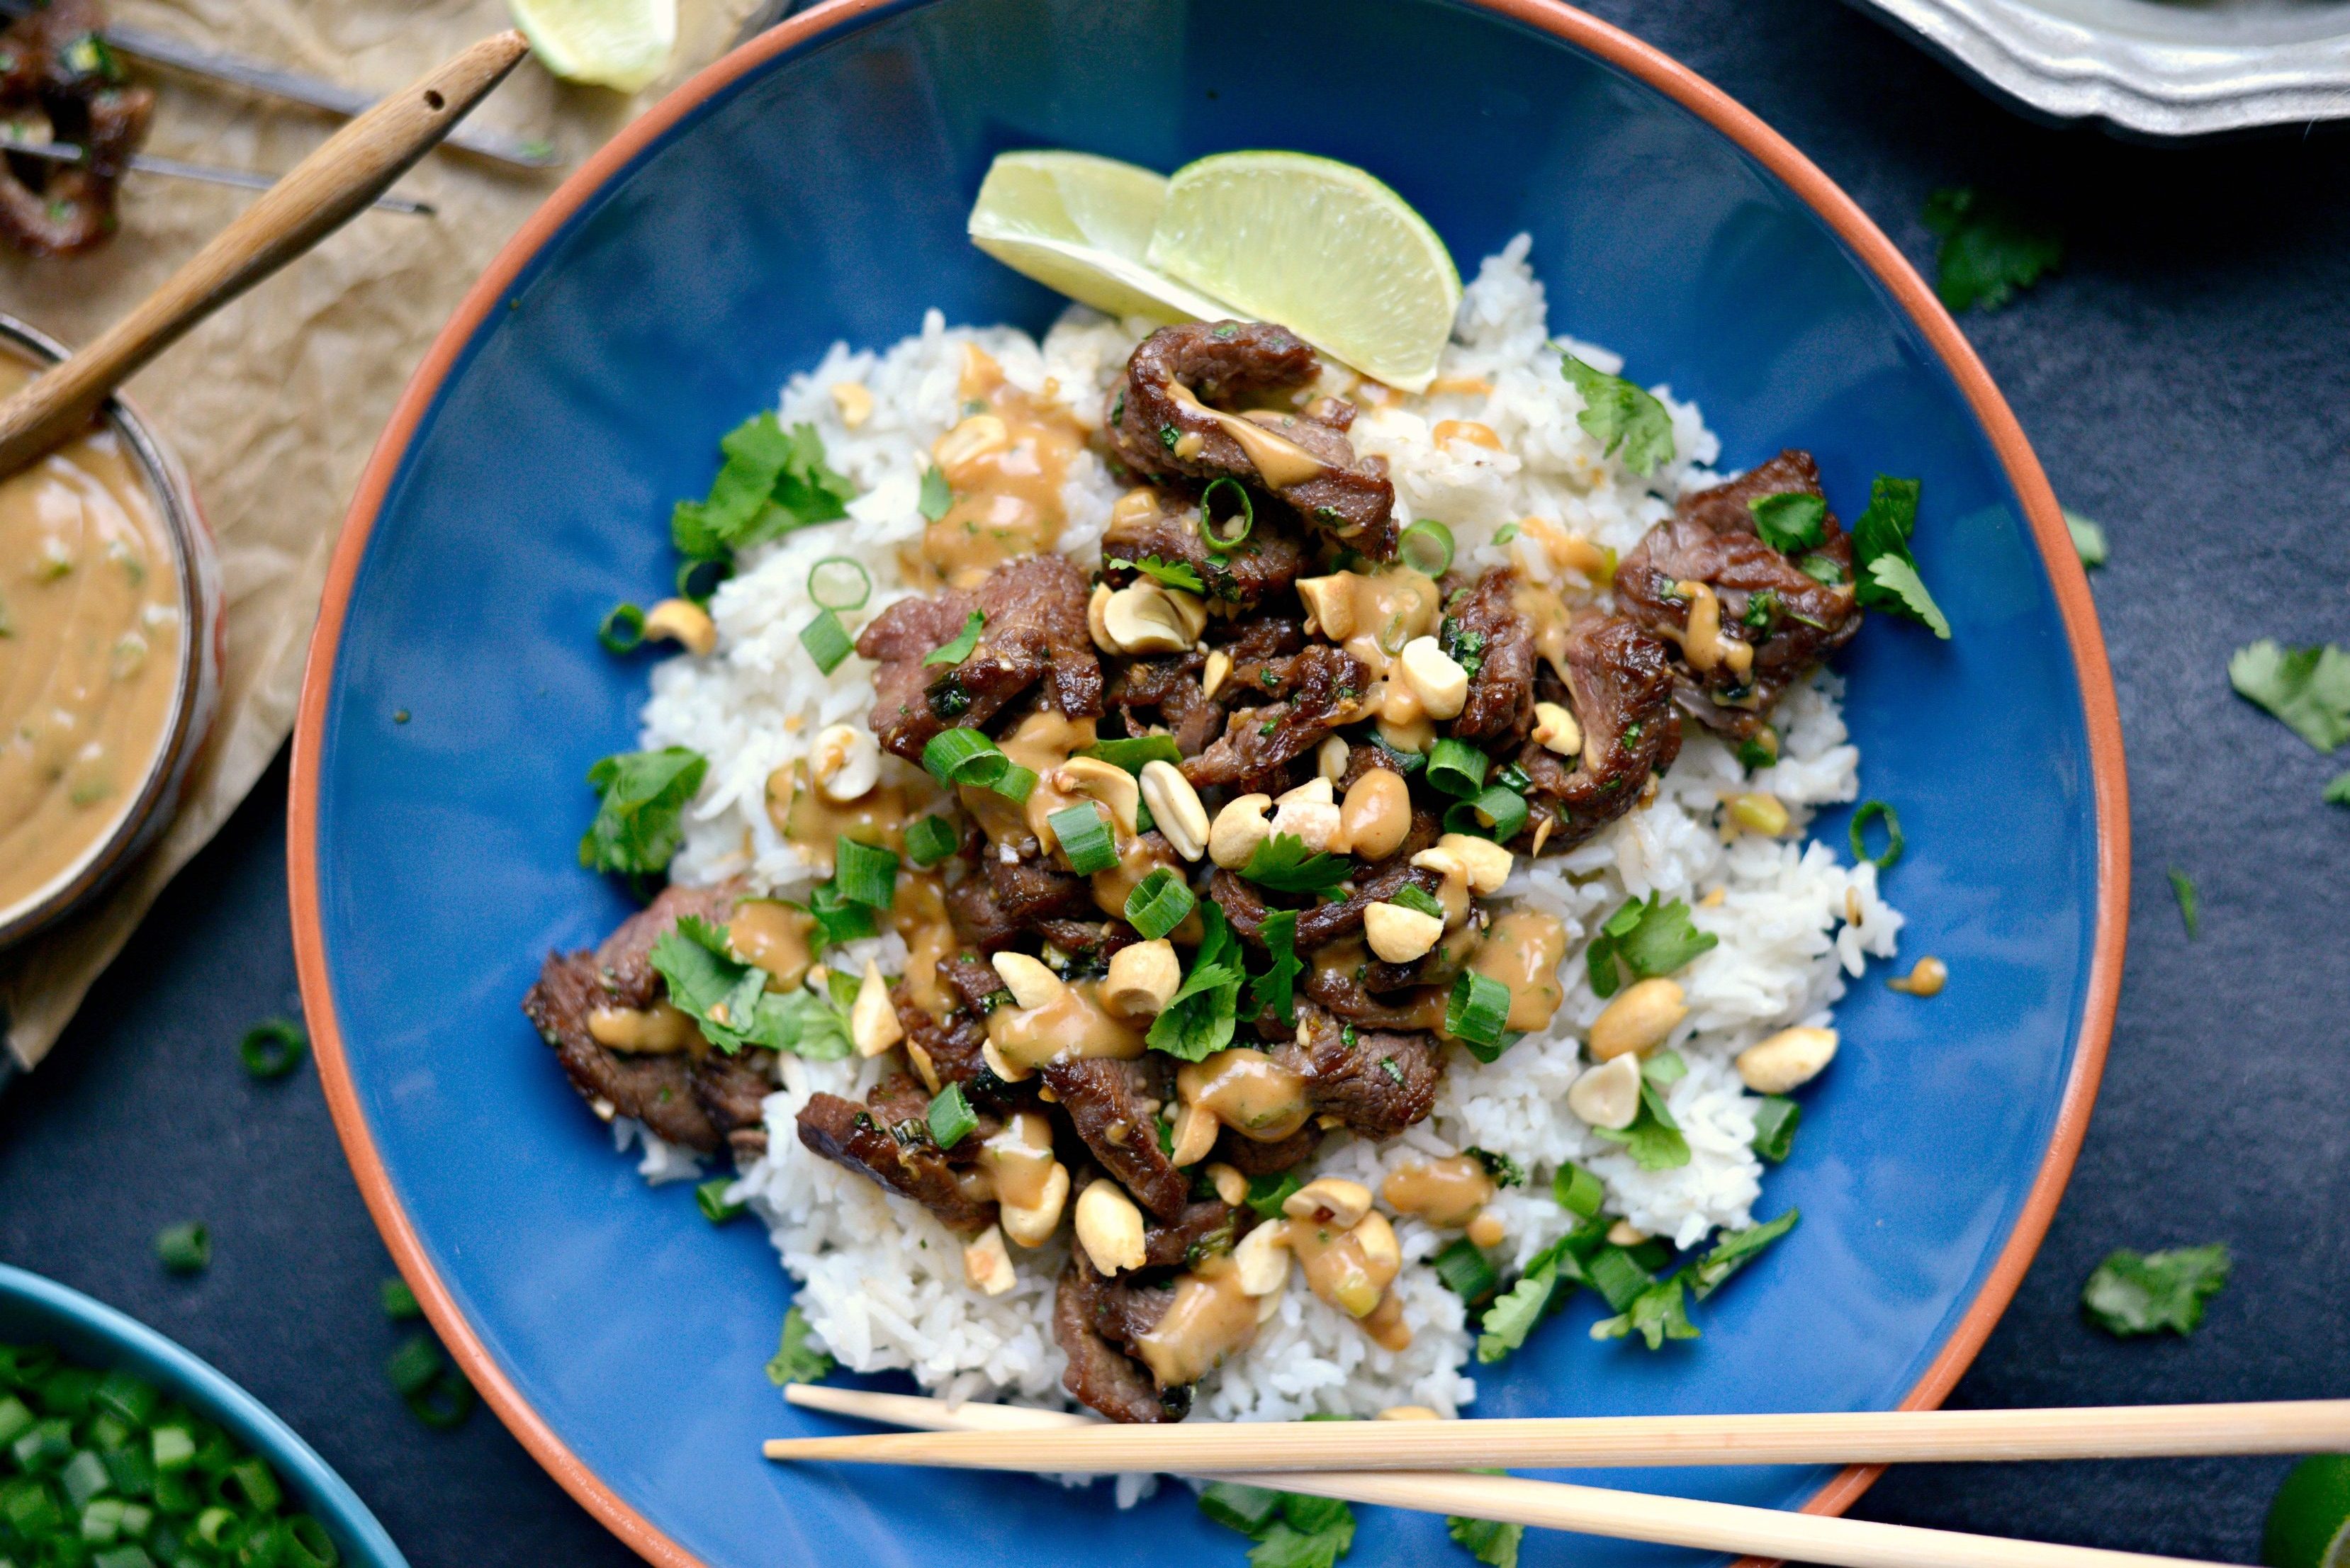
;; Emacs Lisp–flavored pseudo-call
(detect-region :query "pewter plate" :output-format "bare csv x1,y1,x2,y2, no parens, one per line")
1850,0,2350,136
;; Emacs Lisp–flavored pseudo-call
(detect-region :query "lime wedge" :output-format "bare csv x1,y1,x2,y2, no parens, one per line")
969,152,1235,324
2268,1456,2350,1568
509,0,675,93
1147,150,1461,392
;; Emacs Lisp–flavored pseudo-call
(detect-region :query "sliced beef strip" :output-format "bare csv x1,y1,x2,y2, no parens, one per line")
857,554,1103,765
1210,1124,1322,1178
1042,1056,1191,1221
987,853,1097,923
1301,963,1449,1031
1143,1200,1252,1270
1274,1006,1444,1139
943,953,1013,1015
1615,449,1862,736
690,1048,777,1162
1179,643,1369,789
1106,652,1226,760
794,1085,996,1237
521,882,744,1153
943,873,1024,952
1106,322,1397,558
1101,491,1312,610
1034,919,1142,963
1055,1256,1188,1423
1210,810,1441,954
1446,567,1540,745
1512,611,1682,854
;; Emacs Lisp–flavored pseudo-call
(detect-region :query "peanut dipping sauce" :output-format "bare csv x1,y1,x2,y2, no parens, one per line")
0,354,185,919
905,346,1088,591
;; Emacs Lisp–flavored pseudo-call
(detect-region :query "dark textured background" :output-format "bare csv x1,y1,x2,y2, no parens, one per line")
4,0,2349,1562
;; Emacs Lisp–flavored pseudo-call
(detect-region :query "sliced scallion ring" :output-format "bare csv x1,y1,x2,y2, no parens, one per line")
922,728,1006,789
904,814,958,867
991,763,1038,803
1426,737,1489,799
1124,867,1196,940
237,1020,307,1081
807,556,872,611
1047,803,1118,876
1200,477,1254,554
833,835,901,909
1445,969,1512,1049
1446,785,1528,842
597,602,646,654
1398,519,1454,577
1850,800,1904,869
798,609,854,674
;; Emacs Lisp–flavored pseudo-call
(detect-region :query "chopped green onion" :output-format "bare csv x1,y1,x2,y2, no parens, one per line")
807,556,871,611
1446,971,1512,1052
1200,477,1254,553
904,814,957,867
1752,1096,1801,1163
1849,800,1904,869
1427,738,1488,799
1125,867,1196,940
219,1455,282,1513
677,555,732,602
1398,519,1455,577
1048,803,1118,876
1198,1480,1286,1535
1554,1161,1605,1218
1585,1246,1653,1312
237,1019,307,1081
696,1177,746,1223
154,1222,209,1275
1432,1237,1498,1302
149,1425,195,1471
597,602,646,653
923,609,986,666
798,609,854,673
802,881,877,946
1244,1171,1301,1221
991,763,1038,803
1445,785,1527,842
1080,734,1183,773
1388,884,1444,920
922,727,1004,789
381,1278,422,1320
833,836,900,908
927,1082,978,1150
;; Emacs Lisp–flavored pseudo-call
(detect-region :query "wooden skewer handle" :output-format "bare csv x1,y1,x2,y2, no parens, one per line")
0,30,529,475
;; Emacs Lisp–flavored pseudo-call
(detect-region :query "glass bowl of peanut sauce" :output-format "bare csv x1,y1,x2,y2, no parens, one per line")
0,315,221,947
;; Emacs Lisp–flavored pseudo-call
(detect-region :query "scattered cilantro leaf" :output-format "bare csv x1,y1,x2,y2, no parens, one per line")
1561,353,1675,477
1922,187,2062,312
673,414,855,561
1248,1515,1354,1568
1591,1079,1691,1171
765,1305,835,1384
2081,1245,2230,1338
1109,553,1208,594
1591,1273,1699,1350
1200,1483,1285,1535
648,917,853,1058
1845,474,1948,638
923,609,986,667
1865,557,1951,640
1475,1262,1559,1364
1688,1209,1799,1299
2168,868,2200,939
1469,1148,1525,1188
2064,509,2108,568
1147,901,1246,1061
1584,893,1717,998
1448,1511,1523,1568
2228,640,2350,754
2327,772,2350,807
1241,833,1356,893
1248,908,1302,1028
1748,492,1826,554
578,747,707,879
918,466,952,522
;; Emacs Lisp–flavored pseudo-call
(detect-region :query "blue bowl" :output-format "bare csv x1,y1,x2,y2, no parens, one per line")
0,1265,407,1568
290,1,2127,1565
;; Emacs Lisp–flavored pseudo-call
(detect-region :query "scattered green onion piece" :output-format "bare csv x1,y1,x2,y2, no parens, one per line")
806,556,872,611
380,1279,422,1321
597,602,646,654
1446,971,1512,1052
923,609,986,667
927,1083,979,1150
1554,1162,1605,1219
1244,1171,1301,1221
696,1177,746,1224
220,1455,283,1514
1398,519,1455,577
154,1222,209,1275
279,1515,339,1568
833,836,900,909
1586,1246,1653,1312
1445,785,1528,842
390,1333,450,1398
1199,477,1254,553
60,1448,108,1507
1849,800,1904,869
904,814,957,868
93,1370,157,1428
1432,1237,1498,1302
1079,734,1183,773
386,1334,475,1431
991,763,1038,803
798,609,854,673
1426,738,1489,799
1492,522,1520,546
676,555,732,603
1198,1480,1286,1535
921,727,1003,789
237,1019,307,1081
803,882,876,946
1048,803,1119,876
150,1426,196,1472
1752,1096,1801,1163
193,1506,240,1548
1124,867,1196,940
1388,884,1444,920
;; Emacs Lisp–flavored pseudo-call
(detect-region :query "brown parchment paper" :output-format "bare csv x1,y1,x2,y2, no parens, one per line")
1,0,764,1072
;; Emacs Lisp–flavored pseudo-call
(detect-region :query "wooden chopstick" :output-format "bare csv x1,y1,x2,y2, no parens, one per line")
777,1387,2242,1568
763,1398,2350,1474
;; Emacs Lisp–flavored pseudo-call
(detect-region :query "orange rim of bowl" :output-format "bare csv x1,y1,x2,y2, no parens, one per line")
288,2,2128,1563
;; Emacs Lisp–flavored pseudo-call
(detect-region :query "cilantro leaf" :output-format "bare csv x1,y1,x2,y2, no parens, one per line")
1469,1148,1525,1188
2168,867,2200,939
1240,833,1355,893
764,1305,834,1385
579,747,706,878
918,466,952,522
1447,1513,1523,1568
1475,1262,1558,1364
2064,509,2108,568
1108,553,1208,594
1584,893,1716,998
1844,473,1948,638
2081,1245,2230,1338
2228,640,2350,753
648,916,853,1058
1591,1272,1699,1350
923,609,986,667
1591,1078,1690,1171
1688,1209,1799,1299
1247,908,1302,1028
1147,901,1245,1061
1248,1517,1354,1568
1865,557,1951,640
1748,492,1826,554
1199,1483,1285,1536
1921,187,2062,312
1561,353,1675,477
2327,772,2350,806
673,414,854,560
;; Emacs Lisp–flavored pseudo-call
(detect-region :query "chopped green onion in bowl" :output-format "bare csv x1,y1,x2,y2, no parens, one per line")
807,556,872,611
1398,518,1454,577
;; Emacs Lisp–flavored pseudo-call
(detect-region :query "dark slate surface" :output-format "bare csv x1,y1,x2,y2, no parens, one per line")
4,2,2348,1562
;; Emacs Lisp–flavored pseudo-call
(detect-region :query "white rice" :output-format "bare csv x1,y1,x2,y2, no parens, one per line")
631,236,1904,1431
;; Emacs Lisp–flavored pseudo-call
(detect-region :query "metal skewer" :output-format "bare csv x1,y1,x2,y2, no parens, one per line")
0,1,561,171
0,132,434,215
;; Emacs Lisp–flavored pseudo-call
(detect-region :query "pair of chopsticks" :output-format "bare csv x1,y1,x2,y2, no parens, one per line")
770,1387,2350,1568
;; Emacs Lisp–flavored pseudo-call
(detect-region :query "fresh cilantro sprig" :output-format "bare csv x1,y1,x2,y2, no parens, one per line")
1584,893,1716,998
1199,1484,1356,1568
673,414,855,563
918,466,952,522
1147,901,1246,1062
2229,640,2350,755
1247,908,1302,1029
1242,833,1354,893
1447,1508,1524,1568
579,747,707,880
1108,554,1207,594
1594,1212,1800,1348
2082,1245,2230,1337
1748,492,1826,555
1849,474,1950,639
1562,353,1675,477
765,1305,835,1385
1922,187,2062,312
648,916,855,1058
923,609,986,667
1590,1056,1692,1171
1591,1273,1699,1350
2065,509,2108,568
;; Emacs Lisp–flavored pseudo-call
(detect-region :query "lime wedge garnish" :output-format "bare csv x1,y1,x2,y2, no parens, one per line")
2266,1455,2350,1568
1146,150,1461,393
508,0,675,93
968,151,1235,324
